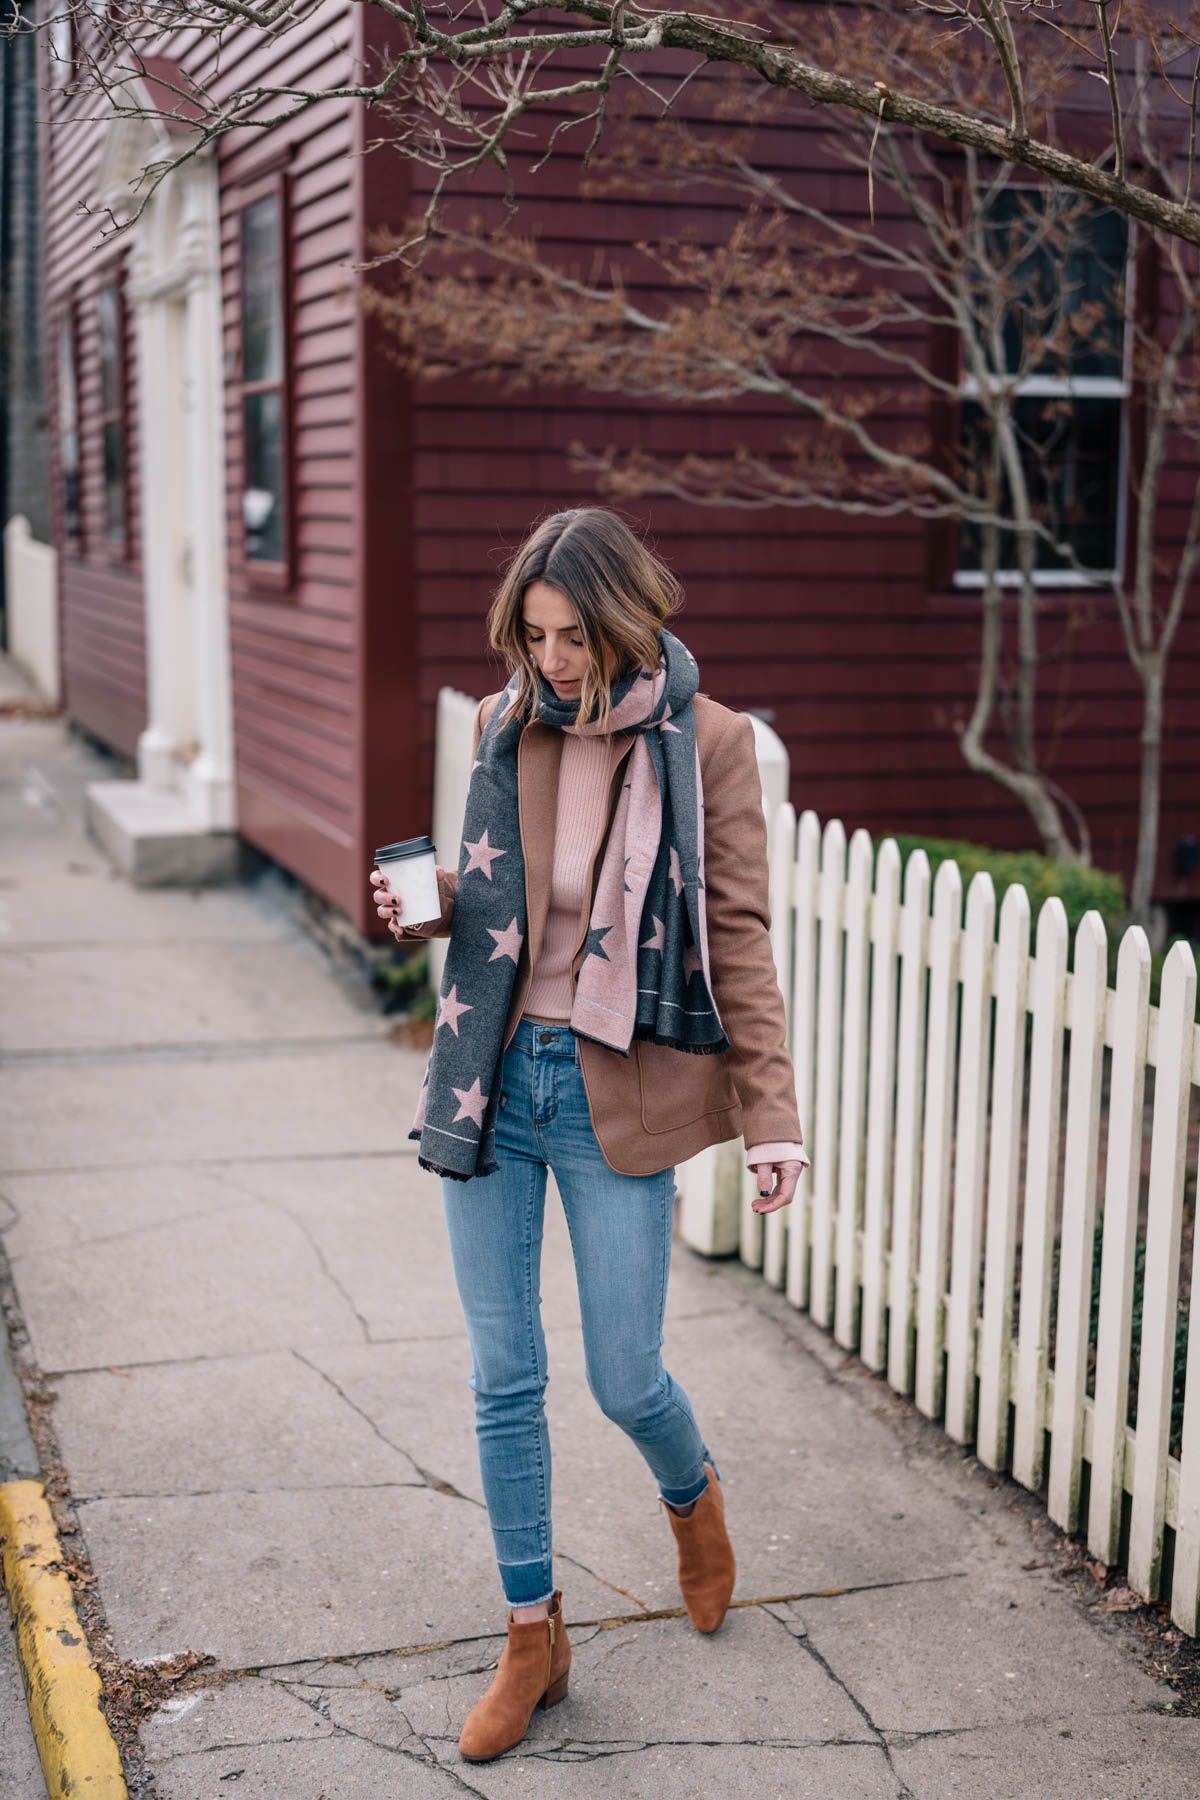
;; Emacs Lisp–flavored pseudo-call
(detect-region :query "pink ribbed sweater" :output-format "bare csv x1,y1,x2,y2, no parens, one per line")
520,730,808,1178
524,733,614,1024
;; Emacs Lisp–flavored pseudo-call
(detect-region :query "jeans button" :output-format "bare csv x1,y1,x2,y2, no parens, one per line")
538,1030,554,1045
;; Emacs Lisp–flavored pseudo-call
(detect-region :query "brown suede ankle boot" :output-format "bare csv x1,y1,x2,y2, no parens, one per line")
664,1464,736,1633
458,1589,570,1762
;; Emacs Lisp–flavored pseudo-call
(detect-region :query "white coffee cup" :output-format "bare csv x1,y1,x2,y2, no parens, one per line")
374,835,441,926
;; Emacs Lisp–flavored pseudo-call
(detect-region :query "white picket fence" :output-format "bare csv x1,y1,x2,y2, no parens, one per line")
694,807,1200,1633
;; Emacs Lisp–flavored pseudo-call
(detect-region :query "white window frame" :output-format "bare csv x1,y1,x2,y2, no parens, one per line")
47,10,74,81
953,215,1134,591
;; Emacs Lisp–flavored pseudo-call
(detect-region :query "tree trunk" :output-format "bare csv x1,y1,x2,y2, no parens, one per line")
1130,653,1164,928
959,527,1084,864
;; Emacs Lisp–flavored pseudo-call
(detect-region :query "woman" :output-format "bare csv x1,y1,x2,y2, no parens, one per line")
371,508,807,1762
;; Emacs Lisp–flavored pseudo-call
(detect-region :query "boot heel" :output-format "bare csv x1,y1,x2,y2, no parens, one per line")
540,1671,569,1708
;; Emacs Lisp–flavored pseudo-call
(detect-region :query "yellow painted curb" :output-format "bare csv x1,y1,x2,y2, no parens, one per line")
0,1479,128,1800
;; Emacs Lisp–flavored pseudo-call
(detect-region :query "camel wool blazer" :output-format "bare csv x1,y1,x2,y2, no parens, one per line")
403,689,805,1176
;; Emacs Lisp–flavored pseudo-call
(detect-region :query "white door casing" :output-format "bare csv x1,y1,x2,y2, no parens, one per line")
96,110,235,832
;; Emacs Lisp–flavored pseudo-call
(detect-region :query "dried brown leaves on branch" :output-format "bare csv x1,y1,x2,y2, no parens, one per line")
13,0,1200,248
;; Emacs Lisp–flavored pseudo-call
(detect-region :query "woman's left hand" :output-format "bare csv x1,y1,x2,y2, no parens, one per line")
750,1160,806,1214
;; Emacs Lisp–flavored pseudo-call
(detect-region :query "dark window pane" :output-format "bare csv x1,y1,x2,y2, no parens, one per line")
98,284,125,545
979,190,1127,381
957,395,1122,575
98,284,121,413
243,389,284,563
64,468,80,539
242,195,283,385
103,420,124,541
58,316,80,538
1067,207,1128,379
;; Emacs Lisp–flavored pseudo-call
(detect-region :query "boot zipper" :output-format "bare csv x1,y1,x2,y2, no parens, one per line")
546,1614,556,1694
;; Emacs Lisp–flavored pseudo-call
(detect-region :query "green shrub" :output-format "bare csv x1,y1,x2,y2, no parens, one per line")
1149,938,1200,1014
882,834,1199,1011
372,944,432,1014
886,833,1127,942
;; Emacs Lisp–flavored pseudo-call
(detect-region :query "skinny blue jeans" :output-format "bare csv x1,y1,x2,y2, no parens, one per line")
441,1018,716,1608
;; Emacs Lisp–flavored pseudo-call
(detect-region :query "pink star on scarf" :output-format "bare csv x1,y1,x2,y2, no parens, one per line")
487,917,523,964
463,829,506,879
658,703,681,734
641,915,666,954
451,1078,489,1128
669,847,684,897
437,985,473,1035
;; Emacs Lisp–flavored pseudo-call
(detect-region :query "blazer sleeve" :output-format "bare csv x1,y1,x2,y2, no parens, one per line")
701,709,806,1149
394,694,493,942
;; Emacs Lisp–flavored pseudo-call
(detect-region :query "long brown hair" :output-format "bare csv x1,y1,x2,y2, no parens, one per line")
488,508,682,732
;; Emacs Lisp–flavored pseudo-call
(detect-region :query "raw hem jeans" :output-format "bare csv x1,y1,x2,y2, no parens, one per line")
441,1018,716,1608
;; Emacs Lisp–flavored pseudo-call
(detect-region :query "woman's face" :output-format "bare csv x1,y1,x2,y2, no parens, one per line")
522,581,590,698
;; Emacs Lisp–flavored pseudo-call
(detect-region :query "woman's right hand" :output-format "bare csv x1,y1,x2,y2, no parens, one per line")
370,867,444,940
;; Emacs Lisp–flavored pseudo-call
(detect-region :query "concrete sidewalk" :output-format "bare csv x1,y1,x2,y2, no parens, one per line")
2,681,1198,1799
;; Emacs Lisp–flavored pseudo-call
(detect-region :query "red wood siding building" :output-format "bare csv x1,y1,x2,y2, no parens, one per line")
39,12,1200,935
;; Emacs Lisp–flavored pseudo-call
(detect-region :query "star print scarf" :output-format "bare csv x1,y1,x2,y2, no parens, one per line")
410,628,728,1181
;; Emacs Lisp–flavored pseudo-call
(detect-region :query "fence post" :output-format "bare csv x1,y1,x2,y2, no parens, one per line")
976,881,1031,1470
809,819,848,1329
736,716,792,1270
834,829,873,1349
786,811,821,1310
887,848,930,1395
915,858,962,1420
1129,941,1197,1599
1088,926,1152,1566
1011,897,1068,1491
861,838,901,1373
1173,1104,1200,1631
762,802,798,1289
1047,912,1109,1533
944,871,995,1443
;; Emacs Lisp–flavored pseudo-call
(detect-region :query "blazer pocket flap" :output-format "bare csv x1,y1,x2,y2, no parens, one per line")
635,1038,739,1133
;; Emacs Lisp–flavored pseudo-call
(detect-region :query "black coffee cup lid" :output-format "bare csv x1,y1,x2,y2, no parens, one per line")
375,835,436,862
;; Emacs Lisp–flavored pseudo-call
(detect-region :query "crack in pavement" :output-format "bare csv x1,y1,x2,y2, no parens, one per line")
75,1480,433,1503
562,1569,965,1633
270,1625,606,1699
418,1731,882,1763
292,1348,476,1499
206,1179,373,1344
4,1194,249,1261
210,1574,966,1684
770,1607,914,1799
882,1722,992,1747
551,1548,652,1615
39,1344,372,1379
280,1683,494,1799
